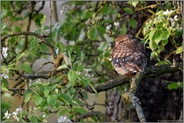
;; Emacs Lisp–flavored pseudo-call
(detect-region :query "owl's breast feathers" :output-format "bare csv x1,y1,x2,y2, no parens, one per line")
111,34,147,75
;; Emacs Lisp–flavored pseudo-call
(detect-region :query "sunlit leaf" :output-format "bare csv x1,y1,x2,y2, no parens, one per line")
33,95,46,106
123,7,134,14
87,27,98,40
68,71,78,87
58,110,68,116
176,46,183,54
73,106,86,114
29,82,43,88
152,29,162,45
58,93,72,105
168,83,179,90
81,10,93,20
33,13,46,28
100,4,113,15
47,94,57,107
16,52,25,61
30,116,38,122
24,91,32,103
21,63,32,74
161,28,170,40
44,85,56,97
120,23,127,34
129,18,137,28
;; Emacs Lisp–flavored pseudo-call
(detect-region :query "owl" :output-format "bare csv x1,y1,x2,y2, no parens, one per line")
111,34,147,75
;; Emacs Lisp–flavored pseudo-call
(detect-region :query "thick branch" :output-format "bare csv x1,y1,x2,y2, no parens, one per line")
1,31,57,59
122,92,146,122
86,76,131,93
86,62,182,93
74,111,102,122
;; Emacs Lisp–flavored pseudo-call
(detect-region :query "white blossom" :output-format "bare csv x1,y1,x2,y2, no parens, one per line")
60,9,64,15
15,107,22,113
55,47,59,55
163,10,173,16
114,21,120,27
174,15,178,21
3,110,11,119
58,116,72,122
163,10,169,15
2,47,8,58
84,68,91,72
106,24,112,31
1,73,9,79
12,114,19,121
43,114,46,118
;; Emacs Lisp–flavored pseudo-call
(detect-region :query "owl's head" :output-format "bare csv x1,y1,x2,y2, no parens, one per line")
115,34,133,43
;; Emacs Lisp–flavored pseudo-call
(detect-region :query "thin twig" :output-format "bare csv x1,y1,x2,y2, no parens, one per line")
1,31,57,59
50,1,52,38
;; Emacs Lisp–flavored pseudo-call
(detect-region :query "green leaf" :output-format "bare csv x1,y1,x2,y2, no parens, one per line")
129,18,137,28
73,62,84,71
120,23,127,34
81,10,93,20
156,60,171,66
33,95,46,106
149,39,158,51
47,94,57,107
29,82,43,88
152,29,162,45
40,43,48,52
57,64,68,71
168,83,179,90
97,42,108,52
100,4,113,15
58,110,68,116
132,1,139,7
127,1,139,7
9,37,16,46
33,13,46,28
30,116,38,122
24,91,32,103
88,84,97,93
149,29,156,40
72,98,83,106
176,46,183,54
1,78,9,89
58,93,72,105
21,63,33,74
1,78,9,92
87,27,98,40
123,7,134,14
68,71,78,87
148,29,158,50
16,52,25,61
97,26,106,35
73,106,86,114
40,15,46,26
44,85,56,97
161,29,170,40
162,39,168,46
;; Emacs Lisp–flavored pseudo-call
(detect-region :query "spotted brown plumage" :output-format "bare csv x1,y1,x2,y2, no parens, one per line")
111,34,147,75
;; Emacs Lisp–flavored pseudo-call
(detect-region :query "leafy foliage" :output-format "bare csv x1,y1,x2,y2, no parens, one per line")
1,1,183,122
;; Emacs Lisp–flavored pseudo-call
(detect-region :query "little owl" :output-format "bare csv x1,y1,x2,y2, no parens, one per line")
111,34,147,75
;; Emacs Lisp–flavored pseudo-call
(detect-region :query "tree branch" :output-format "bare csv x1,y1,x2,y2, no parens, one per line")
86,62,182,93
74,111,102,122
